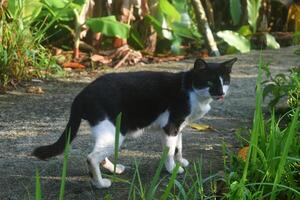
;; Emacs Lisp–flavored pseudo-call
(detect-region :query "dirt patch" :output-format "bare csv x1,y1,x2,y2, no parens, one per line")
0,46,299,199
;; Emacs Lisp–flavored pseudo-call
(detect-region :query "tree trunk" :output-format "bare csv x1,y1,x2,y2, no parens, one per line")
191,0,220,56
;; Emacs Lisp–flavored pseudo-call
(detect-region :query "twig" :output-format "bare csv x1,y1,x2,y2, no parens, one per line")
114,50,131,69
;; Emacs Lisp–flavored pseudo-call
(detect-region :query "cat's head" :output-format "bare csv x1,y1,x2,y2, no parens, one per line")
191,58,237,100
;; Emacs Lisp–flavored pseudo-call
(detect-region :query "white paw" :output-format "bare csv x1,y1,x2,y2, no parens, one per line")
166,164,185,174
91,178,112,188
114,164,125,174
179,158,189,167
177,166,185,174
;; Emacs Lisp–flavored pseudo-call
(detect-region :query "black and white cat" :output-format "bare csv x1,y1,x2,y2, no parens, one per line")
33,58,237,188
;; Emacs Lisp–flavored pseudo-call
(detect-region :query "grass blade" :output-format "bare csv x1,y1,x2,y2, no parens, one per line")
270,107,299,200
35,169,42,200
59,129,71,200
146,147,169,200
241,55,264,185
134,159,145,199
114,113,122,177
161,163,180,200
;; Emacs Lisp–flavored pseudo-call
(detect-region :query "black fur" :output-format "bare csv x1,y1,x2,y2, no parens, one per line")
32,58,237,160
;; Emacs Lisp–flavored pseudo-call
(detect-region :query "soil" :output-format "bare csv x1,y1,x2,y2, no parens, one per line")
0,46,299,200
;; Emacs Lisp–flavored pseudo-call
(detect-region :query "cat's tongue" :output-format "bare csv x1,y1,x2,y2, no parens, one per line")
215,96,224,101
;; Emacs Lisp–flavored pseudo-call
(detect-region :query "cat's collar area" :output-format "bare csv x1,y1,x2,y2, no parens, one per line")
190,87,213,104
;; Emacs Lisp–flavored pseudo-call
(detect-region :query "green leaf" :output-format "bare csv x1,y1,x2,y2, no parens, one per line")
217,30,251,53
238,25,253,37
144,15,164,38
266,33,280,49
247,0,262,32
8,0,42,21
43,0,69,9
172,22,201,40
172,0,186,13
86,16,130,39
42,0,73,21
159,0,181,22
42,0,84,21
230,0,242,25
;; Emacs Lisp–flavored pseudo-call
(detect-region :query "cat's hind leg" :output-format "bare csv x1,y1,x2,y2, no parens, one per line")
87,119,125,188
101,157,125,174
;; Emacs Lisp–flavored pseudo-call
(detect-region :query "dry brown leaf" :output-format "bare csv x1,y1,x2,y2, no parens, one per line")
62,62,85,69
26,86,44,94
90,54,112,64
237,146,249,161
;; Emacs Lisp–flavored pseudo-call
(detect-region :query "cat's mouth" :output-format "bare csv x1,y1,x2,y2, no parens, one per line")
212,95,224,101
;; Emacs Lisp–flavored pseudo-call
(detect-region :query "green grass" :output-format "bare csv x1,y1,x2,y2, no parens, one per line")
59,130,71,200
0,5,62,91
35,169,41,200
223,58,300,200
114,113,122,178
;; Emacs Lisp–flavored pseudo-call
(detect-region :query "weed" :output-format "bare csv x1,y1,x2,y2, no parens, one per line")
0,5,62,91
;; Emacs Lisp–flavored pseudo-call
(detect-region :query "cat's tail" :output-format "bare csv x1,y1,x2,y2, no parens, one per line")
32,98,82,160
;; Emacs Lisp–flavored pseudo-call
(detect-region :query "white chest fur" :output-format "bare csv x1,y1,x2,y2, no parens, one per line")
187,90,212,123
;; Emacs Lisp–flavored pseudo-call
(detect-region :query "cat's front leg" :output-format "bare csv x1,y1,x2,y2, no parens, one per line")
163,123,184,174
175,132,189,167
164,135,184,174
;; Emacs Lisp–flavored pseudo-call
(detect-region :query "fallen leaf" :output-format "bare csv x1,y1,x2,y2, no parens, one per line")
90,54,112,64
62,62,85,69
114,38,127,48
26,86,44,94
189,123,211,131
237,146,249,161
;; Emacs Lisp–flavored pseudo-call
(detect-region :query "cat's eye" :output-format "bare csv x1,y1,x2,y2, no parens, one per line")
207,81,213,86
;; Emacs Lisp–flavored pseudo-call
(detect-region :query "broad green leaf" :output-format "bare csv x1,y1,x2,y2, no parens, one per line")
86,16,130,39
265,33,280,49
43,0,69,9
217,30,251,53
23,0,43,20
42,0,83,21
238,25,253,37
230,0,242,25
247,0,262,32
8,0,42,21
159,0,181,22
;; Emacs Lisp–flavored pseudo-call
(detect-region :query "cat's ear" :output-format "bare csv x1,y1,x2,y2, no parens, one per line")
222,57,237,73
194,58,207,71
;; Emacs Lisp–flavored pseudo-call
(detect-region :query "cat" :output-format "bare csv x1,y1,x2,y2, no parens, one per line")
32,57,237,188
